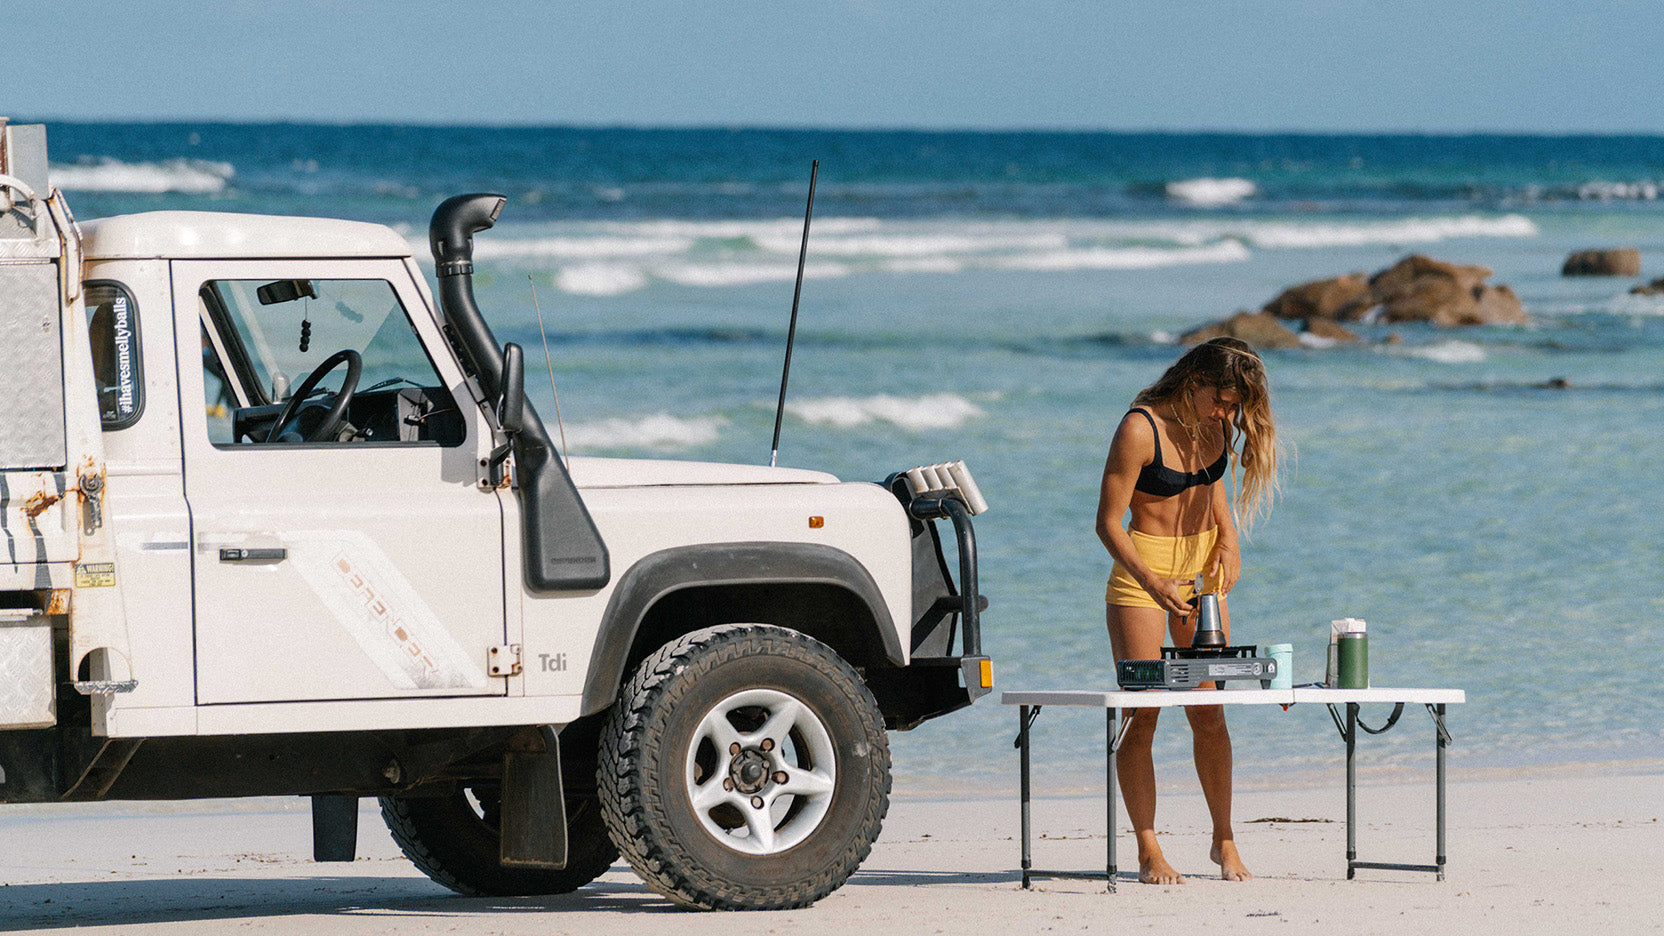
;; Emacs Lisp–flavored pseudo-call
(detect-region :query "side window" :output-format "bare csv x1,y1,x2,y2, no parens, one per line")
198,278,465,447
84,281,143,430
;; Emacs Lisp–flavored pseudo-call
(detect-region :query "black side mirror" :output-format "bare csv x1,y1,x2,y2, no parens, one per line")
498,342,526,435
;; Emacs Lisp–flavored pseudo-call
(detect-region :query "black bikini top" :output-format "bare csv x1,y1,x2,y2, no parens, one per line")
1130,407,1229,497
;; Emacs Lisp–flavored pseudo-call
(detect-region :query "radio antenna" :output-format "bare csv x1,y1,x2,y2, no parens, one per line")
528,276,570,465
770,159,819,468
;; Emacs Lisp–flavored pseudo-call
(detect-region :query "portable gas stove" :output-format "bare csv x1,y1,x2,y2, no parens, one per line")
1115,645,1278,690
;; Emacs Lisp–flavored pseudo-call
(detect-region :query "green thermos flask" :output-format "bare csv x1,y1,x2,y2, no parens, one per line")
1337,631,1369,689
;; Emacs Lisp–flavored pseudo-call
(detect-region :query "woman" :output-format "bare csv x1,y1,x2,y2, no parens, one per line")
1094,336,1278,884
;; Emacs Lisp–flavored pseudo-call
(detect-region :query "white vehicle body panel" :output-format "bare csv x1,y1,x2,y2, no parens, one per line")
103,475,911,737
172,258,508,707
566,457,837,488
79,212,411,261
521,479,914,701
69,241,915,738
86,257,196,725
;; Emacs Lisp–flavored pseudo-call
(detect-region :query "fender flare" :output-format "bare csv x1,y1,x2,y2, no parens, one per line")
578,542,904,715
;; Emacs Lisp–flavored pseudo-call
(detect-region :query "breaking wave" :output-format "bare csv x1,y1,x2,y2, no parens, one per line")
1165,177,1258,207
51,158,234,194
420,212,1541,295
787,393,986,431
1386,340,1488,364
999,240,1251,271
555,264,650,297
1575,180,1660,201
476,235,694,259
657,261,851,288
1239,214,1539,248
1603,291,1664,316
564,413,726,450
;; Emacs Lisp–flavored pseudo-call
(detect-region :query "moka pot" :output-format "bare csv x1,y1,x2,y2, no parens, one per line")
1191,592,1228,649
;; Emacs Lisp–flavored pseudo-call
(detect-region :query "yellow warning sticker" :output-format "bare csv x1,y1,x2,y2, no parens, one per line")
75,562,116,588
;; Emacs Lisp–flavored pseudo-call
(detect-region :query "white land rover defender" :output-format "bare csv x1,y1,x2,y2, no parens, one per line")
0,124,990,910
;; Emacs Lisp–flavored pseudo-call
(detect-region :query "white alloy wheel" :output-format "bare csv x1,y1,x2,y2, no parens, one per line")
684,688,837,855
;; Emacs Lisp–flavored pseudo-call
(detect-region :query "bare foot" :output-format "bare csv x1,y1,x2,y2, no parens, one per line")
1139,853,1186,885
1211,840,1253,881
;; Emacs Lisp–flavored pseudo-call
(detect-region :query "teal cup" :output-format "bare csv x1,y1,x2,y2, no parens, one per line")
1266,643,1293,690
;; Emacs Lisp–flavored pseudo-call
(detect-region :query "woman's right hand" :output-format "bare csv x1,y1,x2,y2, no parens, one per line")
1141,575,1195,619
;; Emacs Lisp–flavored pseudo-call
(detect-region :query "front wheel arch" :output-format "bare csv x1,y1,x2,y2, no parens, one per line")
578,543,904,716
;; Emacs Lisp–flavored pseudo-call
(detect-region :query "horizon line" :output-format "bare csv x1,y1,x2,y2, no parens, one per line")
10,115,1664,139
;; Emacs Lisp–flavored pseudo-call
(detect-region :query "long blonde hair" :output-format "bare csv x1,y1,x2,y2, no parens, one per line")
1134,337,1279,529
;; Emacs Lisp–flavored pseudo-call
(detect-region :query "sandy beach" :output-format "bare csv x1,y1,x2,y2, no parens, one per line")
2,764,1658,935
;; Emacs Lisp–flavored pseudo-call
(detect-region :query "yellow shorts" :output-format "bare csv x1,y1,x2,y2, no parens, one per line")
1106,527,1220,609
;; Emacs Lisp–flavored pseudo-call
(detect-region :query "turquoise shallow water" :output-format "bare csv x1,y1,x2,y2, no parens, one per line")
43,123,1664,788
468,232,1664,789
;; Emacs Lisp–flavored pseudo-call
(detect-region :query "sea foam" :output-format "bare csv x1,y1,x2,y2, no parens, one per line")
1389,340,1487,364
475,235,693,259
1165,177,1258,207
757,231,1069,257
51,158,234,194
787,393,986,431
555,264,649,297
1241,214,1538,249
1577,180,1660,201
658,261,850,288
564,413,726,450
1602,292,1664,316
455,212,1536,296
1000,240,1251,271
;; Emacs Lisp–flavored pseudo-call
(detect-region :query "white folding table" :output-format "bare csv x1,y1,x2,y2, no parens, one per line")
1001,686,1465,891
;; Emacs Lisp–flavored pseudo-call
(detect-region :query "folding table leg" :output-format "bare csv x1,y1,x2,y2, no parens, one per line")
1345,701,1358,879
1106,706,1118,893
1019,705,1032,889
1435,702,1447,881
1343,700,1451,880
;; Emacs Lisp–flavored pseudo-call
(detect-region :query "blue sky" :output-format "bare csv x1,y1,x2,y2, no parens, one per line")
11,0,1664,132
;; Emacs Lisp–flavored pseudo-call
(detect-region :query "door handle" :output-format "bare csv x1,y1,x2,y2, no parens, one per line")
219,547,287,563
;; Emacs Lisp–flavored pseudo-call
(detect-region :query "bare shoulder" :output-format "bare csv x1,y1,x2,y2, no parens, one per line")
1108,409,1156,467
1113,407,1156,443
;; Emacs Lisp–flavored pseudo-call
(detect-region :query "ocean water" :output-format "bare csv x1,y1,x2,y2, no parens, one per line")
42,123,1664,790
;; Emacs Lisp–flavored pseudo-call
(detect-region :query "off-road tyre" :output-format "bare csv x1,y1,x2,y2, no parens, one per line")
380,783,618,896
598,624,890,910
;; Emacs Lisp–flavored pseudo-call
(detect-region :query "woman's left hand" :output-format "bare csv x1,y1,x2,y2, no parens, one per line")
1211,541,1242,594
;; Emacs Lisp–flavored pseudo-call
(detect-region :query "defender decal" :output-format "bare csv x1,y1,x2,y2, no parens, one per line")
287,531,487,691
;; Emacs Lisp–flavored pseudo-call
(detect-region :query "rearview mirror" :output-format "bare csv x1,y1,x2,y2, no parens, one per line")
256,279,318,305
498,343,526,435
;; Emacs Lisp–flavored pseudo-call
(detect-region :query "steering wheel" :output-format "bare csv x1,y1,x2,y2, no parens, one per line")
265,349,362,442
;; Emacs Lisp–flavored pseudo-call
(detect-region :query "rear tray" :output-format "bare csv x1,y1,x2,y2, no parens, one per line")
0,612,56,728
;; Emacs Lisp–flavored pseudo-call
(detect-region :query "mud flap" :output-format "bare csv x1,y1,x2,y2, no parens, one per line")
500,732,567,869
311,793,359,862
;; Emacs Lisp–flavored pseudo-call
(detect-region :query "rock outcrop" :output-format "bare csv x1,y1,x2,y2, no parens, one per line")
1303,318,1363,343
1181,252,1526,350
1370,255,1525,326
1629,277,1664,296
1178,311,1302,349
1470,283,1525,326
1263,254,1526,327
1261,273,1372,321
1562,248,1640,277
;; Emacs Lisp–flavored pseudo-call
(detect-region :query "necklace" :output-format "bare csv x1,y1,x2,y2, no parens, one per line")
1168,403,1200,446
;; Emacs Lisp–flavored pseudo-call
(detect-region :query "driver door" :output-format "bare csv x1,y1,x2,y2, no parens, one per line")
173,259,508,705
